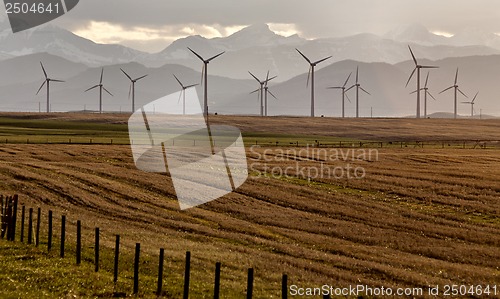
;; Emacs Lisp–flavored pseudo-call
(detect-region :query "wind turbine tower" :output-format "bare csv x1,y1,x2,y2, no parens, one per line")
173,74,198,115
327,72,352,118
120,68,148,113
439,68,468,119
296,48,332,117
405,46,438,118
36,62,64,113
346,67,370,118
187,47,225,117
84,68,113,114
410,72,436,118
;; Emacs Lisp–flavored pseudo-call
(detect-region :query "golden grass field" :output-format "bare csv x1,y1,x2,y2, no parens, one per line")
0,114,499,298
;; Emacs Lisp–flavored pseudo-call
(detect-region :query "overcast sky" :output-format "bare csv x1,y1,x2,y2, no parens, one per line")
6,0,500,52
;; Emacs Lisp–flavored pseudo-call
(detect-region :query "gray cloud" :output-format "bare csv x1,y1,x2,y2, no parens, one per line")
5,0,500,51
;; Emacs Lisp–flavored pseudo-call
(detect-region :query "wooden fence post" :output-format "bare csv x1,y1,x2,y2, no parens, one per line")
35,207,41,246
10,195,18,241
282,274,288,299
60,215,66,258
247,268,254,299
156,248,164,296
114,235,120,283
48,211,52,251
76,220,81,265
28,208,33,244
94,228,100,272
133,243,140,294
0,196,4,239
183,251,191,299
20,205,25,242
214,262,221,299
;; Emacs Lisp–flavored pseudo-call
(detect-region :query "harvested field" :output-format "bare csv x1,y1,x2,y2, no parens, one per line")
0,114,498,298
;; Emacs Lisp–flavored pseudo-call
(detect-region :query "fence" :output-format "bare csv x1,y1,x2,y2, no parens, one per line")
0,195,311,298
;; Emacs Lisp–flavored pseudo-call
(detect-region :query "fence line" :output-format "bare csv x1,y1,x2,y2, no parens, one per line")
1,196,294,298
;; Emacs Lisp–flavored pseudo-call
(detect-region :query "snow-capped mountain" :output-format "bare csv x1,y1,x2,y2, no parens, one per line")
1,22,500,81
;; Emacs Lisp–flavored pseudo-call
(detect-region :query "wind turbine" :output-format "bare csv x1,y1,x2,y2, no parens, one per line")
84,68,113,114
173,74,198,115
296,48,332,117
263,73,278,116
346,67,370,118
36,62,64,113
439,68,467,119
461,91,478,118
327,72,352,118
120,68,148,113
248,71,276,116
187,47,225,117
405,46,439,118
410,72,436,118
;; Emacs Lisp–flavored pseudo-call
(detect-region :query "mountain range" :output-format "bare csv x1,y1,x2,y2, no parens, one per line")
0,19,499,117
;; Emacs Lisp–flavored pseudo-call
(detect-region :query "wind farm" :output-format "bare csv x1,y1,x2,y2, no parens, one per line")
0,13,499,299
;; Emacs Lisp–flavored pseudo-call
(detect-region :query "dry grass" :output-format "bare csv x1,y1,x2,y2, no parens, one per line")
0,114,498,298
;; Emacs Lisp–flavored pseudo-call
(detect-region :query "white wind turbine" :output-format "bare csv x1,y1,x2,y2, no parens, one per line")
410,72,436,118
296,48,332,117
36,62,64,113
327,72,352,118
173,74,198,115
439,68,468,119
405,46,439,118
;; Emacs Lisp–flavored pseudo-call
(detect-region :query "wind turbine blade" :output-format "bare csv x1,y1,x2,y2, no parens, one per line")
120,68,132,81
458,88,467,98
454,68,459,85
266,75,277,84
84,85,99,92
268,90,278,100
421,66,439,69
343,72,352,88
345,92,352,103
187,47,205,62
306,66,311,88
128,84,132,100
345,85,355,92
248,71,260,83
409,90,418,95
428,91,437,101
327,86,343,89
200,65,205,85
40,62,48,79
177,90,182,104
439,86,454,94
264,71,270,87
356,66,359,83
185,84,199,89
207,51,225,62
460,101,471,104
360,86,371,95
405,67,416,87
135,74,148,81
472,91,479,103
295,48,311,64
173,74,184,88
36,81,46,95
103,86,113,96
250,88,260,94
424,72,429,88
313,56,332,65
50,79,65,83
408,45,418,66
100,68,104,84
